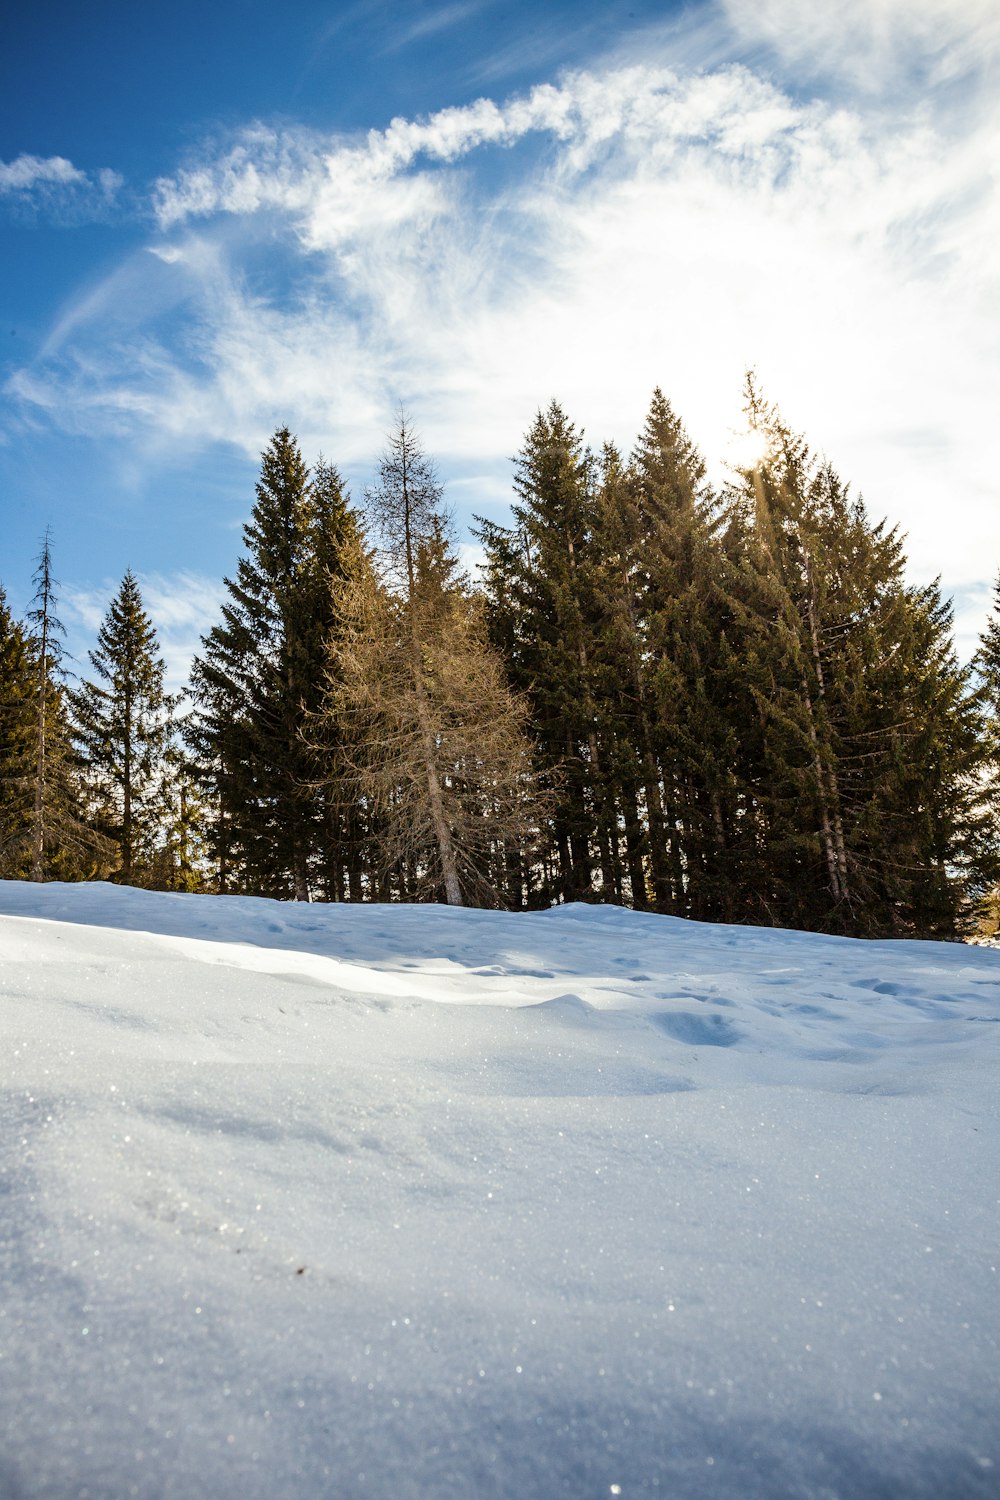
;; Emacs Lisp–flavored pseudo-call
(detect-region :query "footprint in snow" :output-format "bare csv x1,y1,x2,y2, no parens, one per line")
651,1012,741,1048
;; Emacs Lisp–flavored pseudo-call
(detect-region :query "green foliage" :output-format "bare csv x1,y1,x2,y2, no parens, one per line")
970,576,1000,930
70,570,178,885
5,387,993,935
622,389,730,918
144,747,213,892
1,537,114,881
478,401,604,902
477,380,996,935
0,589,39,877
716,376,995,935
978,575,1000,725
478,393,728,914
190,428,368,899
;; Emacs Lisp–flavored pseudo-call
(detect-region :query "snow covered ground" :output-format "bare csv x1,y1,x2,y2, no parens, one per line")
1,882,997,1500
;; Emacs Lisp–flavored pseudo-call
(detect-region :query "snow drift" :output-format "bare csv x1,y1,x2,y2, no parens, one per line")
0,881,997,1498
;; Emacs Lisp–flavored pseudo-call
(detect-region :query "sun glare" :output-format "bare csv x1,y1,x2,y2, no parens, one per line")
726,426,771,471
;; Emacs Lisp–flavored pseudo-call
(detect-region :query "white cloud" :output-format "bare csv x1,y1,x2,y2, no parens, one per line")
10,36,1000,611
721,0,1000,93
953,580,996,667
0,152,123,219
0,154,84,192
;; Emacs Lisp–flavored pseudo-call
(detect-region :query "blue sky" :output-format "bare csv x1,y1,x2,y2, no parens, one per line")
2,0,998,682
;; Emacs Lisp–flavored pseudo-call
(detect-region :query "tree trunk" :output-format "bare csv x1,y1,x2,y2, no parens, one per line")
410,637,462,905
802,546,851,911
621,780,648,908
800,672,842,906
31,587,50,883
641,751,672,910
587,729,617,898
292,846,311,902
122,722,132,885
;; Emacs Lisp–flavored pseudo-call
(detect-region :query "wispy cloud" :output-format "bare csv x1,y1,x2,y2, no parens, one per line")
0,155,85,192
387,1,490,51
0,152,123,222
8,20,1000,598
721,0,1000,94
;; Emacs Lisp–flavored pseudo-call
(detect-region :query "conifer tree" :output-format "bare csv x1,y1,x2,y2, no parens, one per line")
478,401,607,901
28,533,61,881
191,428,312,897
190,429,368,899
974,576,1000,933
0,588,39,877
325,415,540,906
979,574,1000,724
721,376,994,935
145,744,211,891
71,570,176,885
5,537,114,881
624,389,731,918
863,577,995,934
587,443,652,907
304,457,373,900
480,393,728,914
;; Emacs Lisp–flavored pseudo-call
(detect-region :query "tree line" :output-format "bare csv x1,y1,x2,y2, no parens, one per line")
3,377,999,938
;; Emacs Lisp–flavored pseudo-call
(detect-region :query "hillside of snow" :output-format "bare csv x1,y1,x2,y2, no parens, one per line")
1,882,998,1499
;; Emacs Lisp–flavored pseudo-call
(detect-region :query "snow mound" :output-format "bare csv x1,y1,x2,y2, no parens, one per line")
1,881,998,1499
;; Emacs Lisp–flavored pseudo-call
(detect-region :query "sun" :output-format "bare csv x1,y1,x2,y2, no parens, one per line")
726,425,771,472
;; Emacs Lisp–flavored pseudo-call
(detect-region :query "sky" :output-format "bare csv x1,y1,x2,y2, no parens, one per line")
1,0,998,682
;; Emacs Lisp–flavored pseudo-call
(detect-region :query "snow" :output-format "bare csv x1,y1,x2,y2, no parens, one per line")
1,882,998,1499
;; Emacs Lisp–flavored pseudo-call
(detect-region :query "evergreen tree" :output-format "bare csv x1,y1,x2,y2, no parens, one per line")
480,392,728,915
478,401,607,902
974,576,1000,934
304,457,374,901
0,587,39,877
4,536,114,881
71,570,176,885
623,389,731,918
190,429,368,900
145,743,212,892
859,576,996,935
721,376,994,935
586,443,652,907
191,427,314,897
979,574,1000,723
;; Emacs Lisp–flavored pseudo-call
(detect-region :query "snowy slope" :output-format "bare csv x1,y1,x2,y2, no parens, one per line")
1,882,998,1500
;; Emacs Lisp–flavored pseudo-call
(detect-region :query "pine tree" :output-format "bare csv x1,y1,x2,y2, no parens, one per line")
477,401,608,902
145,743,212,892
974,576,1000,934
0,588,39,877
28,533,61,881
866,579,995,935
586,442,652,907
71,570,176,885
479,393,729,914
190,428,368,900
624,389,731,918
303,457,373,901
979,574,1000,723
721,376,995,935
191,428,317,898
325,414,541,906
6,536,114,881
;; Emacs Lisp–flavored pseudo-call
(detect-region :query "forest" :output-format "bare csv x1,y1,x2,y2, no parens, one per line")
3,377,999,939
